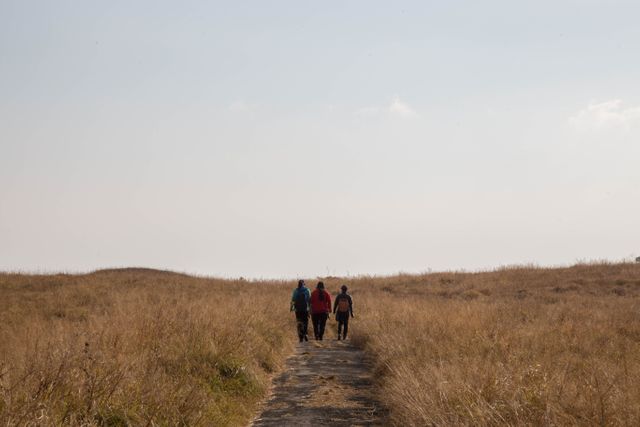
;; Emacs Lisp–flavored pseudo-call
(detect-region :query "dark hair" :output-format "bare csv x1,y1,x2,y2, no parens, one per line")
298,280,305,288
341,284,348,293
317,281,325,300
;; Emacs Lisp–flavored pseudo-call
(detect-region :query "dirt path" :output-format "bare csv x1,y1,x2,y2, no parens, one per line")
252,339,385,426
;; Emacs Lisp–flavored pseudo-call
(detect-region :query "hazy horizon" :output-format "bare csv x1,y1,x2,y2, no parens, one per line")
2,258,638,281
2,1,639,277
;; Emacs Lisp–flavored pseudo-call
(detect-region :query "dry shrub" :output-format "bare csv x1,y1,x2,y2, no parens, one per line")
0,269,294,426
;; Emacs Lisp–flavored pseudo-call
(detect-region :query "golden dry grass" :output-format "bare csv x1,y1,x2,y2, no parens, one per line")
343,262,640,426
0,268,294,426
2,263,640,426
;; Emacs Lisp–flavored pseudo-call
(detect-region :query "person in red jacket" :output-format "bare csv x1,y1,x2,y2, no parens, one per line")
310,281,332,340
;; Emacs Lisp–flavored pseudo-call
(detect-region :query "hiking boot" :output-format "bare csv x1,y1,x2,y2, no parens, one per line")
304,335,308,341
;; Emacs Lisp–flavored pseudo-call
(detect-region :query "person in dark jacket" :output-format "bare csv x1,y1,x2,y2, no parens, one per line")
291,279,311,342
333,284,354,340
310,281,332,340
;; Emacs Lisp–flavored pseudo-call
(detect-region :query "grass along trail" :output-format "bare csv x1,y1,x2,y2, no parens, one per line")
252,339,386,426
3,264,639,425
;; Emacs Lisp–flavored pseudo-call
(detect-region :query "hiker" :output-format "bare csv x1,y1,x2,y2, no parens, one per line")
333,285,354,340
310,281,331,340
291,279,311,342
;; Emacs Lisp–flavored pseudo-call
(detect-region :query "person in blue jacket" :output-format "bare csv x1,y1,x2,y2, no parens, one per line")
291,279,311,342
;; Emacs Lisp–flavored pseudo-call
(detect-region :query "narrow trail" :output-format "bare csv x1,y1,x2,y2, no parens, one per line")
252,339,386,426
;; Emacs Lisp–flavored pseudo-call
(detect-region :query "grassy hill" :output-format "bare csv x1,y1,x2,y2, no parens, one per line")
349,263,640,425
1,263,639,425
0,269,293,426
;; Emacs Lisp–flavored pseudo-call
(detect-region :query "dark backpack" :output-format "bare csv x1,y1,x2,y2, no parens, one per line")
337,295,350,313
294,289,308,312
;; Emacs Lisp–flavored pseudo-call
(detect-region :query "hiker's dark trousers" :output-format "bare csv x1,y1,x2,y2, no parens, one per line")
295,311,309,341
311,313,328,340
336,312,350,338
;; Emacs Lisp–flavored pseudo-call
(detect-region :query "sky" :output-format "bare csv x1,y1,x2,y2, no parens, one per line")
1,1,639,278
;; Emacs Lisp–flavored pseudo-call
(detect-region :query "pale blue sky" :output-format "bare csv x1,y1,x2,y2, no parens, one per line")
1,1,639,277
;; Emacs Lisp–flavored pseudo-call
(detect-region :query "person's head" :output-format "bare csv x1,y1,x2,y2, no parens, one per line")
317,281,324,290
298,279,305,288
341,284,348,294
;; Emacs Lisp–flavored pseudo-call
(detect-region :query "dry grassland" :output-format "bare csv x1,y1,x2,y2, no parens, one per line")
0,269,294,426
2,263,640,426
344,262,640,426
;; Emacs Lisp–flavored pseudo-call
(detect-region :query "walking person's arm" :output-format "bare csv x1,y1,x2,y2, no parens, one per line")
349,295,354,318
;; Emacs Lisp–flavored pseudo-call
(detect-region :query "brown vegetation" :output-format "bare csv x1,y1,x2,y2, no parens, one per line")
0,269,294,426
2,263,640,425
345,263,640,426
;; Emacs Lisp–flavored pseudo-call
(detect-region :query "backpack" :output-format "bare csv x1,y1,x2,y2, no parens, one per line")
337,295,350,313
294,289,308,312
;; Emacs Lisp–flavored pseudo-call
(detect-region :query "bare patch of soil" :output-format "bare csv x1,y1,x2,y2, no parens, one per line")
252,340,386,426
